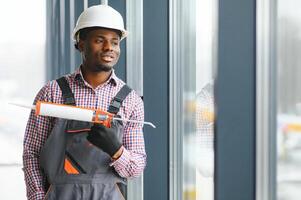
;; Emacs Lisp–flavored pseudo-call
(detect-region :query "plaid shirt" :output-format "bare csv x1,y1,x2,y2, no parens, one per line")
23,68,146,200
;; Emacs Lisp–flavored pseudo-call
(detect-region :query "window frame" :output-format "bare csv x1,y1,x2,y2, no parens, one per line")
256,0,277,199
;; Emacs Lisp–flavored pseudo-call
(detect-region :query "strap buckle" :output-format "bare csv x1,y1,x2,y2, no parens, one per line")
110,97,122,109
64,94,76,105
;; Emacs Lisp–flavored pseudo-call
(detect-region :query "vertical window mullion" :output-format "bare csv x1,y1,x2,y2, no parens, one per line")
126,0,144,199
256,0,277,199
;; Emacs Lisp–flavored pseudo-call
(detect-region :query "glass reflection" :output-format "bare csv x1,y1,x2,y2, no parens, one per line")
277,0,301,199
196,82,214,200
181,0,216,199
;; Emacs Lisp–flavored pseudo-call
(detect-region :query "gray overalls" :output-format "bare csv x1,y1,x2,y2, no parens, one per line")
39,77,131,200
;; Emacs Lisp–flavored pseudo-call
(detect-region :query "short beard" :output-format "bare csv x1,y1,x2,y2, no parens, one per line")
93,64,112,72
82,53,114,72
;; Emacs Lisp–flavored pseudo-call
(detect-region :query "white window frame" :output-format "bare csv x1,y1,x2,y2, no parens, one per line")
126,0,144,200
256,0,277,199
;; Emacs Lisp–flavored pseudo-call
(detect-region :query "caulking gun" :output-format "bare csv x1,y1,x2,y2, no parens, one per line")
10,101,156,128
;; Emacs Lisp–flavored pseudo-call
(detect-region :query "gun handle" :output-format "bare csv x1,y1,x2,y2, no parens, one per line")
94,109,114,128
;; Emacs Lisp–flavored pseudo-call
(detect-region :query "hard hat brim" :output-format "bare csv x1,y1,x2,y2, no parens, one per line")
73,26,128,42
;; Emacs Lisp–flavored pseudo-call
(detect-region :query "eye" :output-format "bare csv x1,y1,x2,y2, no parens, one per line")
112,41,119,46
95,39,103,43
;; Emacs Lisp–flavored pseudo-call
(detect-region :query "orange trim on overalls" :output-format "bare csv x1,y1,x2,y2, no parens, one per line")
64,158,79,174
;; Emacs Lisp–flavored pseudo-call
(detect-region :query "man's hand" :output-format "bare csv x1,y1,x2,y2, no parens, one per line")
87,122,123,158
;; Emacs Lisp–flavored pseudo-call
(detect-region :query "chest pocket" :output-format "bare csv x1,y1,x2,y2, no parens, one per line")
64,120,112,174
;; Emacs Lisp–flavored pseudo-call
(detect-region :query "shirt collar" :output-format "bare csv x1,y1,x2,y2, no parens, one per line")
74,66,118,87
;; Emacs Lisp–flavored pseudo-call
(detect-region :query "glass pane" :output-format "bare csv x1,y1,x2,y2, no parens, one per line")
0,0,46,199
195,0,215,199
277,0,301,199
181,0,216,199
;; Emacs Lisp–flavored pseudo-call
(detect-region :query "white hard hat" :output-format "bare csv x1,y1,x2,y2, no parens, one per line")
72,5,128,42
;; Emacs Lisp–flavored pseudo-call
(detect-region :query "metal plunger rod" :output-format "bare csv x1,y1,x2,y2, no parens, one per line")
9,102,35,110
97,114,156,128
112,117,156,128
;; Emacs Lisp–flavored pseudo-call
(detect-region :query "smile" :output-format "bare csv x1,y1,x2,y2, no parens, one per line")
101,56,114,62
100,53,115,62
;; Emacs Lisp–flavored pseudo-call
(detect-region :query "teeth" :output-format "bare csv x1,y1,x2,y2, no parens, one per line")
102,56,113,62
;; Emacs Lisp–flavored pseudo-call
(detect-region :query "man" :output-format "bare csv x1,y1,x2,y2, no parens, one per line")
23,5,146,200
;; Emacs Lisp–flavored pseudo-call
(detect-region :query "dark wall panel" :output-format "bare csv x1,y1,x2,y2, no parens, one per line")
108,0,126,81
73,1,84,69
215,0,256,200
143,0,169,200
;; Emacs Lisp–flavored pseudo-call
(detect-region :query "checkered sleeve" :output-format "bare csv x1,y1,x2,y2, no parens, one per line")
110,95,146,178
23,83,54,200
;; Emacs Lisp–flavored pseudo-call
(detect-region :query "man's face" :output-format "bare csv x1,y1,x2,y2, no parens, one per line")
79,28,121,72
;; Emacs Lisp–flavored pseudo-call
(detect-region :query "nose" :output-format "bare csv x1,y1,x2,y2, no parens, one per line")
103,40,113,51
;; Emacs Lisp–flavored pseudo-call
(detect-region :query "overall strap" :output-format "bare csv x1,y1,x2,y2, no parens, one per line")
108,84,132,114
56,76,76,105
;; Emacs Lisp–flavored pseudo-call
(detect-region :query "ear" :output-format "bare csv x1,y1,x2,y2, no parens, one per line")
78,39,85,52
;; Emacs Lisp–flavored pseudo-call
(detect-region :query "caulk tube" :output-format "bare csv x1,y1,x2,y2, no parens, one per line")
35,101,94,122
